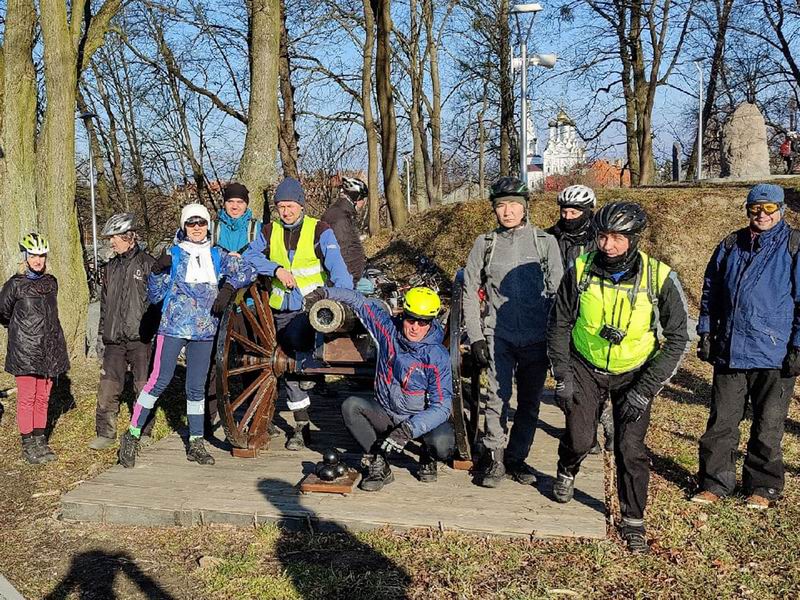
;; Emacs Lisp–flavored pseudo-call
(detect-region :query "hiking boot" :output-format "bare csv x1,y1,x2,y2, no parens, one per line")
745,493,771,510
186,438,215,465
505,459,537,486
359,454,394,492
477,449,506,488
589,440,602,455
285,423,310,451
553,471,575,503
269,423,282,438
417,458,438,483
33,435,57,463
118,431,139,468
621,525,649,554
690,490,721,505
89,436,116,450
21,437,46,465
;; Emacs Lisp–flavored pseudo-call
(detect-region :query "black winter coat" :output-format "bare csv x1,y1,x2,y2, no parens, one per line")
546,219,598,271
99,245,159,345
322,196,366,283
0,273,70,377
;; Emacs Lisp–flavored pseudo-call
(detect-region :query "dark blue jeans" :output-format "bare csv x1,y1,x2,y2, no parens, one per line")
341,394,455,461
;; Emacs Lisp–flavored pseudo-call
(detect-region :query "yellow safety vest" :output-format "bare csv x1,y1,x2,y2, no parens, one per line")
268,217,326,310
571,251,670,374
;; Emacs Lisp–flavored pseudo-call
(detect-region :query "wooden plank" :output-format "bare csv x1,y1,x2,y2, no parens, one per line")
299,469,358,494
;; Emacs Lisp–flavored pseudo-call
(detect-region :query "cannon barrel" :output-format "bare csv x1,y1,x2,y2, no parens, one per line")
308,299,360,333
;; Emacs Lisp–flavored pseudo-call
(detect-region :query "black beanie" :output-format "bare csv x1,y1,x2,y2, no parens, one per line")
223,182,250,204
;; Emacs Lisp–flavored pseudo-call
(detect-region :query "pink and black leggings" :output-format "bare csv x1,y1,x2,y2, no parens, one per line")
15,375,53,436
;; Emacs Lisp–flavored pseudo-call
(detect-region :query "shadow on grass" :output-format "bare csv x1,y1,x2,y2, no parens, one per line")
43,550,175,600
649,450,697,495
46,375,77,437
660,368,713,407
257,477,411,600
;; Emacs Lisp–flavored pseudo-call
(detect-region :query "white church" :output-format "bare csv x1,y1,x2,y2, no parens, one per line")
526,109,585,190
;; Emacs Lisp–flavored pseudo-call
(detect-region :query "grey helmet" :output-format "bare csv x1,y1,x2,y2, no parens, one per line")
557,184,596,209
341,176,369,200
594,201,647,235
101,213,136,237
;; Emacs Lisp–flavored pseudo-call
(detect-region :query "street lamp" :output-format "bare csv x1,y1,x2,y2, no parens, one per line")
510,3,556,186
694,60,704,181
403,155,412,212
78,112,99,276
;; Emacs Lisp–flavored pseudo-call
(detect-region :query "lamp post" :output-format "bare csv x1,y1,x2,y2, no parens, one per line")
510,3,556,186
78,112,99,275
694,61,703,181
403,155,412,212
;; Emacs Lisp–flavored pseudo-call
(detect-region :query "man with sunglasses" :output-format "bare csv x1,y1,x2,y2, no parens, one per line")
693,183,800,511
303,285,454,491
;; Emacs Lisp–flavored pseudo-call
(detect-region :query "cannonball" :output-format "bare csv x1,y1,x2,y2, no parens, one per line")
317,464,337,481
334,463,347,477
322,448,340,466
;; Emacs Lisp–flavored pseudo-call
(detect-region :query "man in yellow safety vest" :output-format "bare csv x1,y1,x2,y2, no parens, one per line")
241,177,353,450
547,201,690,554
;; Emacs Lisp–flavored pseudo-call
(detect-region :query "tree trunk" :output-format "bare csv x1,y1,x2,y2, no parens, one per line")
362,0,381,235
1,0,38,283
77,89,111,213
422,0,442,204
238,0,281,218
278,0,299,179
498,0,514,176
478,83,488,199
371,0,407,229
90,57,128,211
408,0,430,212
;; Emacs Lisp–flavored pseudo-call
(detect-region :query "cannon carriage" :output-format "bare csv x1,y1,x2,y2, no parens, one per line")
214,271,481,461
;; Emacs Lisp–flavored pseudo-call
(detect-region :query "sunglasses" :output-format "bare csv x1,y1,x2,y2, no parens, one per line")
403,316,432,326
746,203,780,216
185,219,208,228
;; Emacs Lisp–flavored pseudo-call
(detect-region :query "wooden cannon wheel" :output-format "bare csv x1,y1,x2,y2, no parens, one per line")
447,270,482,462
215,284,290,455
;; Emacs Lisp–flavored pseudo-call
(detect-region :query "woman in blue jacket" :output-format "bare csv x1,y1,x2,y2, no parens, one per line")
118,204,252,468
304,285,454,492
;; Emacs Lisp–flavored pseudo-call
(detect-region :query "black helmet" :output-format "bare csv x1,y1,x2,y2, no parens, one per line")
489,176,529,202
594,201,647,235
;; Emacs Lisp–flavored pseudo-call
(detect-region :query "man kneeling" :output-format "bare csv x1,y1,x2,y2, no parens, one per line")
304,286,454,492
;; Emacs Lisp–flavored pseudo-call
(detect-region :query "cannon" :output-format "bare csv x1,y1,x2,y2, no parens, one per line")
215,273,481,461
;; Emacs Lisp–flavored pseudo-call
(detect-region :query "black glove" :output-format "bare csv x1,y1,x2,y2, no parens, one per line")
379,422,413,454
783,346,800,377
302,287,328,311
697,333,713,363
471,340,490,369
212,283,236,317
151,249,172,275
554,378,573,412
619,389,650,424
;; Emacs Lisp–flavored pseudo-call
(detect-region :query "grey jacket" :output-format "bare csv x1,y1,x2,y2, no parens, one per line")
463,223,563,346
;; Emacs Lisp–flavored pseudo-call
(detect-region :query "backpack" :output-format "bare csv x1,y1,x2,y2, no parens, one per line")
211,217,260,253
720,227,800,263
780,139,792,157
481,227,555,296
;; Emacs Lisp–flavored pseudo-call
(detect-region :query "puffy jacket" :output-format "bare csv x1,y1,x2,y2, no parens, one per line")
148,232,255,341
241,216,353,311
99,245,160,345
322,196,366,283
326,287,452,438
546,218,597,271
698,220,800,369
462,223,563,347
0,272,70,377
211,208,261,254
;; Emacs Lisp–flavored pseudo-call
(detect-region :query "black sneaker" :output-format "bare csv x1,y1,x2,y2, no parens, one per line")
621,525,648,554
21,437,46,465
505,459,537,485
477,449,506,488
285,423,310,451
359,454,394,492
418,459,438,483
186,438,215,465
33,435,57,463
553,471,575,503
118,431,139,468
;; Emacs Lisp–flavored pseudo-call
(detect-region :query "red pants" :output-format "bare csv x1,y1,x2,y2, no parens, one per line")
15,375,53,435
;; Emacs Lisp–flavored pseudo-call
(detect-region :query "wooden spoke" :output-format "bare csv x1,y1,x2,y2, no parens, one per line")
237,378,267,434
249,375,277,438
239,301,270,348
230,330,269,357
228,361,270,376
230,371,270,413
251,285,276,341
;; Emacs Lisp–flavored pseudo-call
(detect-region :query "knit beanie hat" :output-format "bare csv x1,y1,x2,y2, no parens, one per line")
746,183,784,205
223,182,250,204
273,177,306,207
180,203,212,229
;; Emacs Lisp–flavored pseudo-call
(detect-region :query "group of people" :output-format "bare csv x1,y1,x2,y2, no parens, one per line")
1,173,797,555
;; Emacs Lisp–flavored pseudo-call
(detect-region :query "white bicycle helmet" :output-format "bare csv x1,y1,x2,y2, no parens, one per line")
19,233,49,255
101,213,136,237
341,176,369,200
557,185,597,209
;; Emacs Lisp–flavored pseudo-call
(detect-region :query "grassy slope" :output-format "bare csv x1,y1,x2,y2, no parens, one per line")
2,180,800,599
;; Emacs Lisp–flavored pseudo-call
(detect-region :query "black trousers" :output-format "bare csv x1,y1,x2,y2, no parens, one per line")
96,341,155,438
341,395,455,461
557,355,651,522
698,367,794,499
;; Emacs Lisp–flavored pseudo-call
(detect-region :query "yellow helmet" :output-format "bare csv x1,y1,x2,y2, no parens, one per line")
403,287,441,320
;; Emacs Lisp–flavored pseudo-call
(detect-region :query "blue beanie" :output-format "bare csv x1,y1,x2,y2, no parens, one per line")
274,177,306,207
746,183,784,205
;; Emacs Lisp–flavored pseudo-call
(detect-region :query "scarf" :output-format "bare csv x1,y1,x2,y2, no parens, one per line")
178,238,217,284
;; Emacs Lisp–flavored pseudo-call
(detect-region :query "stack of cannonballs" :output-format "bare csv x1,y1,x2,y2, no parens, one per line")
315,448,348,481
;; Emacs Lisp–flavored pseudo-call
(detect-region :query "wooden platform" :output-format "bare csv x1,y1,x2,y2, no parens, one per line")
61,386,606,540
